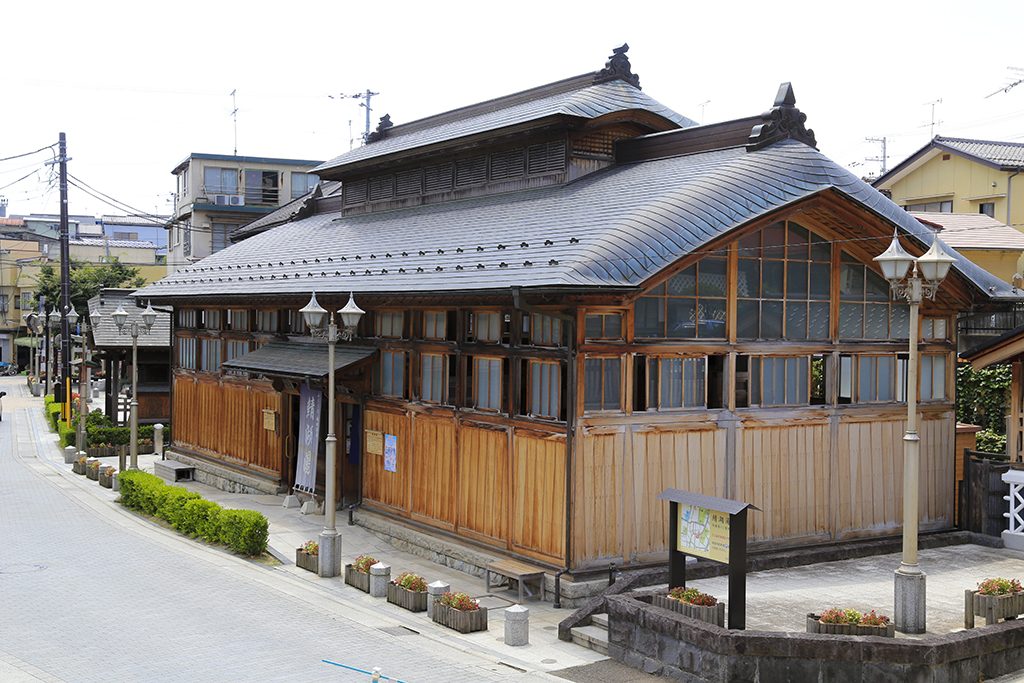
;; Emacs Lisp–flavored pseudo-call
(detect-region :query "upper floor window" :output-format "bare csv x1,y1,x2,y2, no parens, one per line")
244,170,279,205
203,167,237,195
922,317,948,341
585,312,623,341
646,356,706,409
528,360,562,420
739,354,827,408
420,353,448,404
423,311,448,340
226,309,249,331
838,353,907,404
469,311,503,343
378,350,406,398
225,339,250,361
256,310,279,333
177,337,196,370
291,172,319,199
525,313,563,347
286,309,307,335
737,222,831,340
471,357,503,411
375,311,404,338
177,309,197,328
200,309,221,330
979,202,996,218
199,338,222,373
905,200,952,213
635,255,727,339
921,354,947,401
583,356,622,412
839,253,909,340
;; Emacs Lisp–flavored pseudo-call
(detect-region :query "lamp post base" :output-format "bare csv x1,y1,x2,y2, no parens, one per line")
318,529,341,578
894,567,927,634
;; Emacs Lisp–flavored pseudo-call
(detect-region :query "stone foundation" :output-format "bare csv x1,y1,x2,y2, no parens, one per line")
165,450,278,495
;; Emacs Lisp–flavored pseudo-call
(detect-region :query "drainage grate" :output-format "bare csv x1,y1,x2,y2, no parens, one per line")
377,626,419,637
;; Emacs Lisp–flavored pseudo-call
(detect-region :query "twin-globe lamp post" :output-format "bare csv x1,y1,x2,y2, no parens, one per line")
46,307,61,395
109,301,157,472
298,291,365,578
67,306,101,459
873,231,955,635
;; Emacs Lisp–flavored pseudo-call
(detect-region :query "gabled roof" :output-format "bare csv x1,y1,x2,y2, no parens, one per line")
229,181,341,243
87,289,170,349
911,212,1024,251
137,139,1018,302
874,136,1024,188
313,78,695,177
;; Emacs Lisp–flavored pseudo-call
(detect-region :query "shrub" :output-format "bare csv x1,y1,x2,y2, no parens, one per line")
977,429,1007,455
392,571,427,592
668,586,718,606
217,509,268,556
117,470,165,513
57,420,76,448
157,487,201,527
301,540,319,555
45,401,62,431
978,577,1023,596
179,499,222,540
353,554,377,573
438,592,479,611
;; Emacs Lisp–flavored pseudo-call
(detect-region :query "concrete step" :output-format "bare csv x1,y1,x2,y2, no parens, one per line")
570,624,609,656
592,612,609,629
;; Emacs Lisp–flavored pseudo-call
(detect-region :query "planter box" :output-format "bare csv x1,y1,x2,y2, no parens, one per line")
344,564,370,593
387,582,428,612
653,595,726,627
87,446,118,458
72,461,87,475
99,471,114,489
965,590,1024,628
806,614,895,638
296,549,319,573
86,460,101,481
432,602,488,633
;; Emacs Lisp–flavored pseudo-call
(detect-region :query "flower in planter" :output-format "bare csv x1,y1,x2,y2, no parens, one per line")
978,577,1023,596
392,571,427,592
102,466,116,476
667,586,718,606
819,607,890,626
438,591,480,612
353,554,377,573
301,540,319,555
77,456,88,465
858,610,891,627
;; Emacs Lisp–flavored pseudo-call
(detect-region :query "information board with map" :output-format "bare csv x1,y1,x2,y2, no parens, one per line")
676,503,730,564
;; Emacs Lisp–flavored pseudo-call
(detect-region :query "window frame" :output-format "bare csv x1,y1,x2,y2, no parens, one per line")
583,355,623,413
527,359,562,420
378,350,406,398
422,310,448,341
419,352,448,404
644,355,707,411
375,310,404,339
471,356,504,411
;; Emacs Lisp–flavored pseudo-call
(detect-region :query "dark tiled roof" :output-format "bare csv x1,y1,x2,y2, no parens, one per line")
87,289,170,349
137,140,1018,302
936,137,1024,168
313,79,695,175
222,340,376,379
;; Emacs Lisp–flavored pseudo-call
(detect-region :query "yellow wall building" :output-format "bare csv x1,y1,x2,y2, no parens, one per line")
912,212,1024,283
0,237,44,366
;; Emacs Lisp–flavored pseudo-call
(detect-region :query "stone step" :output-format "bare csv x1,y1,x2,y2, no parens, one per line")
592,612,609,629
570,624,609,656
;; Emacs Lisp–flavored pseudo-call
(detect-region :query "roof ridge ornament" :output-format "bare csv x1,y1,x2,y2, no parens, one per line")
594,43,641,90
747,82,817,151
365,114,394,143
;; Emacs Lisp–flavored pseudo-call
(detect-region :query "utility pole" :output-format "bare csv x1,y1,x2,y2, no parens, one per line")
866,136,888,176
57,132,72,422
330,90,379,143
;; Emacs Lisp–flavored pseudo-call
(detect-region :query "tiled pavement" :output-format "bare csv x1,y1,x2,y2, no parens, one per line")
0,377,587,682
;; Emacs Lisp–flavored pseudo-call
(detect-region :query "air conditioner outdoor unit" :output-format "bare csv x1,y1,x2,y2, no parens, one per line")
213,194,245,206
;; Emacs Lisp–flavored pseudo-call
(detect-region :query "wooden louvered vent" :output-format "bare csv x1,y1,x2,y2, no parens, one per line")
369,174,395,201
424,163,454,193
343,179,368,206
528,141,567,175
396,169,423,196
455,155,488,187
489,148,525,180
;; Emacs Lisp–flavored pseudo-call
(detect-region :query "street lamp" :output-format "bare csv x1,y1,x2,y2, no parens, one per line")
23,312,37,381
874,230,955,634
108,301,156,471
72,308,100,460
299,291,364,578
46,308,60,395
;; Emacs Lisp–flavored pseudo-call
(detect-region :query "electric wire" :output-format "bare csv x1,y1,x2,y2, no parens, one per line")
0,142,57,164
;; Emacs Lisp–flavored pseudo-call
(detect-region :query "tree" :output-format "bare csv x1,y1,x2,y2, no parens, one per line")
32,258,145,313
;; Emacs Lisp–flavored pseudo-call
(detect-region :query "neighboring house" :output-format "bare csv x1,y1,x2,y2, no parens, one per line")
137,47,1018,578
167,153,322,272
68,237,165,284
98,214,169,255
912,212,1024,283
873,136,1024,228
0,236,44,367
87,289,171,424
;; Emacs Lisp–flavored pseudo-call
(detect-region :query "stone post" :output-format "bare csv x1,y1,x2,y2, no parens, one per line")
64,445,77,464
154,423,164,460
369,562,391,598
427,580,450,619
504,604,529,646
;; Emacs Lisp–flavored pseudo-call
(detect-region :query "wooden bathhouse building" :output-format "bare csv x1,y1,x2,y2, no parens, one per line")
137,47,1018,576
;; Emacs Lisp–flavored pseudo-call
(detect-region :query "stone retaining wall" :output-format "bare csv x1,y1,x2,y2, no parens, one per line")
606,592,1024,682
165,450,278,495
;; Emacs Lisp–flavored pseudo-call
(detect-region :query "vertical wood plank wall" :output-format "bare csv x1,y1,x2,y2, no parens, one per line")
360,405,567,565
172,374,283,477
571,410,956,569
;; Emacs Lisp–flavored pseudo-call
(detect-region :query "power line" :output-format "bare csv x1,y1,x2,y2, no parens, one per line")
0,142,57,164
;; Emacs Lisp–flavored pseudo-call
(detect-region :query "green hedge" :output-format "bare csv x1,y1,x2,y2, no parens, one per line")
86,423,171,447
57,420,76,449
45,401,62,432
117,471,267,556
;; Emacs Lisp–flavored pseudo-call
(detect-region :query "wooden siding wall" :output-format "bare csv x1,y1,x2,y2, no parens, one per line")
172,374,283,477
572,410,955,569
361,405,566,565
138,392,170,421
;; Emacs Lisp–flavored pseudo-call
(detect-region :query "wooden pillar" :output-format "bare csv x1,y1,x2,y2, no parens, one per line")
1012,361,1022,462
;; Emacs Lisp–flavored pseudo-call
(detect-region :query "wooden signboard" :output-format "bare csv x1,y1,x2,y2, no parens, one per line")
262,408,278,432
366,430,384,456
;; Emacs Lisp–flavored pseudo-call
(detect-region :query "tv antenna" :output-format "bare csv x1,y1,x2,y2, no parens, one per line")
698,100,710,125
230,89,239,155
330,89,380,143
924,98,943,138
865,136,888,176
985,66,1024,98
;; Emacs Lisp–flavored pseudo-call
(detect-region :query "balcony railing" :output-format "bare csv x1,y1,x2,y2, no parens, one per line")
198,185,280,207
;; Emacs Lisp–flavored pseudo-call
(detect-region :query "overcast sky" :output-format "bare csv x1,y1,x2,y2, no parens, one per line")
3,0,1023,219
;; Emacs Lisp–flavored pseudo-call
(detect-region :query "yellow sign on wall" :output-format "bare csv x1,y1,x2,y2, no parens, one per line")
366,430,383,455
261,409,278,432
676,504,730,564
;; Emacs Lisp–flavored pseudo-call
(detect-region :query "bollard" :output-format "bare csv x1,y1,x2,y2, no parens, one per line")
371,667,382,682
154,423,164,460
369,562,391,598
64,446,77,464
504,604,529,646
427,580,450,619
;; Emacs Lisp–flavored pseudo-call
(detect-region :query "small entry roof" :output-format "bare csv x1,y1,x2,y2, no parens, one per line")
222,340,376,380
657,489,759,515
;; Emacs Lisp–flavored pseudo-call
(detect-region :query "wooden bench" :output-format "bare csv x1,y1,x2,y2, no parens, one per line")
484,559,546,603
154,460,195,483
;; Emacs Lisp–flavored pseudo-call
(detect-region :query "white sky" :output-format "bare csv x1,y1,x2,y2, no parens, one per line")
3,0,1023,219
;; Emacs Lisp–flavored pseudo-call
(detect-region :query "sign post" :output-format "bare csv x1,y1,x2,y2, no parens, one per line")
658,489,757,630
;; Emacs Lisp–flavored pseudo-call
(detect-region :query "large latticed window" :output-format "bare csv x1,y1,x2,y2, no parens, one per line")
584,356,622,411
525,313,562,346
376,311,404,338
646,356,706,409
423,311,447,340
177,309,197,328
420,353,447,403
472,357,503,410
199,339,221,372
469,312,502,343
378,351,406,397
739,355,827,407
585,313,623,340
839,252,909,339
737,222,831,340
839,354,908,404
529,361,561,419
635,254,727,338
177,337,196,370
